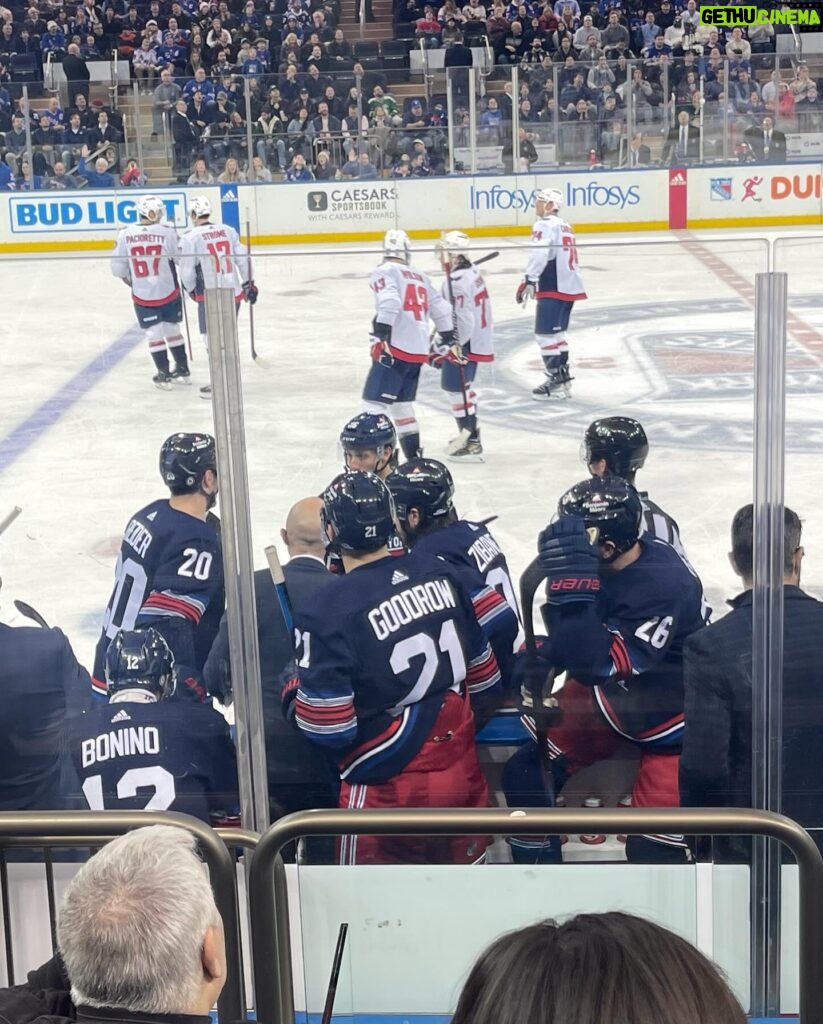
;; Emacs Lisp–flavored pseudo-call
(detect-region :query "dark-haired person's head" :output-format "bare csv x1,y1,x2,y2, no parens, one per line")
730,503,802,586
451,913,746,1024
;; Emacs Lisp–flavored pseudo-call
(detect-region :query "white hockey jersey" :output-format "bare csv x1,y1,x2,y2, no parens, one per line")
441,264,494,361
111,223,180,306
179,222,249,300
371,259,453,362
524,213,587,302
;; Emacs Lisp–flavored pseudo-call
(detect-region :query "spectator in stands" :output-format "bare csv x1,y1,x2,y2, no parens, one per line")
726,26,751,61
248,154,272,182
57,826,227,1022
187,157,215,184
183,67,215,105
503,125,537,171
617,67,653,123
326,26,351,63
623,129,650,166
217,154,246,183
120,157,147,186
416,5,442,47
451,914,746,1024
18,156,45,192
188,89,215,141
284,151,314,180
46,159,82,188
313,148,338,179
69,93,93,128
744,114,787,162
62,42,90,102
152,68,181,138
41,18,67,56
2,112,27,176
32,112,61,174
578,33,603,63
87,109,121,152
748,18,775,56
287,106,315,159
77,146,115,185
340,147,377,178
133,37,158,94
480,95,503,142
172,97,199,172
572,12,599,49
464,0,487,19
61,112,86,167
681,505,823,858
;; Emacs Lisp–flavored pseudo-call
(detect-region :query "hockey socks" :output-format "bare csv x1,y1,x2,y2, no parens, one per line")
150,348,171,374
399,433,422,460
454,413,479,442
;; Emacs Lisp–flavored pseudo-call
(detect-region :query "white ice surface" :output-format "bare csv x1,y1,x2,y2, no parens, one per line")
1,227,822,670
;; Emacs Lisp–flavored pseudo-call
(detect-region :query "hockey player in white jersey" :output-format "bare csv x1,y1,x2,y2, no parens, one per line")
363,228,455,460
179,195,258,397
435,230,494,464
515,187,587,401
111,195,188,389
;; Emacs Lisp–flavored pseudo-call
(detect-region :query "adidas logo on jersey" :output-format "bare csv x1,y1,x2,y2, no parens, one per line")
146,511,157,521
391,569,409,585
111,709,132,723
222,188,238,201
670,172,686,186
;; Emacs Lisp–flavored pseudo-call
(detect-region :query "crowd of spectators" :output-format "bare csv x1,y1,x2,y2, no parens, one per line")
1,0,821,185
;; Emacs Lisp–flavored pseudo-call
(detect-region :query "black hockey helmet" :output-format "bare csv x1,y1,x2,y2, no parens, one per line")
159,433,217,494
321,470,396,552
105,628,176,700
582,417,649,478
557,474,643,557
339,413,397,471
386,458,455,528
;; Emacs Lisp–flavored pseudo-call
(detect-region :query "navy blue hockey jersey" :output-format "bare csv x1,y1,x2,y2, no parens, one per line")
544,536,709,749
71,699,239,823
409,520,523,687
93,500,224,697
292,553,501,784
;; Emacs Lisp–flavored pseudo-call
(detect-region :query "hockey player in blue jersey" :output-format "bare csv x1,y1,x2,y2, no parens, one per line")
582,416,687,558
282,470,501,864
386,458,522,689
75,629,239,824
505,475,708,864
339,411,405,557
92,433,223,701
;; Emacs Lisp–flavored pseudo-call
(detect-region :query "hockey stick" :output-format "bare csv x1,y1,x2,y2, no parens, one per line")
0,507,22,537
474,250,500,266
264,544,294,637
13,600,49,628
440,249,474,457
320,923,349,1024
246,220,259,363
181,291,193,362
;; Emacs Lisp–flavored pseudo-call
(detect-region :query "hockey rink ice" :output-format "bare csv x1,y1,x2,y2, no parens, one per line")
1,228,822,666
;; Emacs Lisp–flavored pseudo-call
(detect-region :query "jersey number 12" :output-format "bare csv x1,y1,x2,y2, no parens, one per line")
82,766,176,811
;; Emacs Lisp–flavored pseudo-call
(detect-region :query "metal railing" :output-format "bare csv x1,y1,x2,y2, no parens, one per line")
0,811,245,1024
248,807,823,1024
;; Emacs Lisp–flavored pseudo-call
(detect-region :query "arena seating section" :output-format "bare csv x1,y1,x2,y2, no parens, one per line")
1,0,822,186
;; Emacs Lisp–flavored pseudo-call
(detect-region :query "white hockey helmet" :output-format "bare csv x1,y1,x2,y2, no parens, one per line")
535,187,563,210
440,230,471,257
190,195,212,220
136,194,166,222
383,228,411,263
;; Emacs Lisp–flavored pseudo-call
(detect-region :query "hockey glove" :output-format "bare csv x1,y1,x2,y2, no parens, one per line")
538,517,600,606
516,279,537,305
242,280,259,305
428,342,468,368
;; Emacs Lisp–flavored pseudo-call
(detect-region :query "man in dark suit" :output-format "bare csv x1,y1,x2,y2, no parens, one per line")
0,614,91,811
62,43,90,103
204,497,338,857
744,115,787,163
623,130,651,167
680,504,823,857
661,110,700,163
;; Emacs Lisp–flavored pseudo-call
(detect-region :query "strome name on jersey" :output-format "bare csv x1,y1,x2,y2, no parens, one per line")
8,191,189,232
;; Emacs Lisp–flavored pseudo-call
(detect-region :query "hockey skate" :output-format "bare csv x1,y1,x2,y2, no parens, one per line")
447,437,484,463
199,384,212,400
171,366,191,385
532,367,572,401
152,370,173,390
